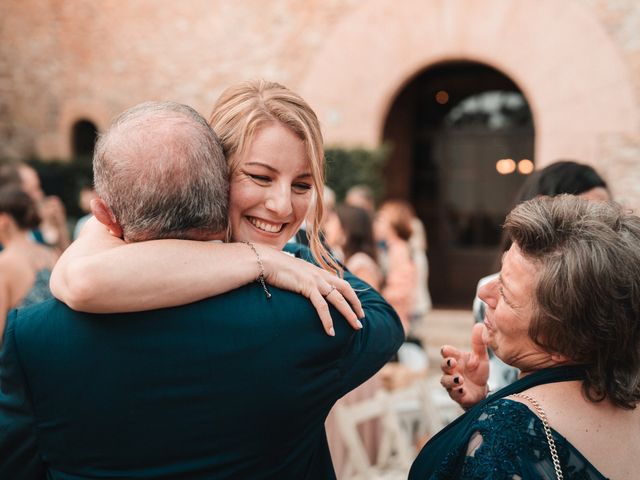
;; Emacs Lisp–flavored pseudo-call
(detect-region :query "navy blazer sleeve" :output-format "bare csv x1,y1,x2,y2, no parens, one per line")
0,309,45,479
285,243,404,397
335,269,404,397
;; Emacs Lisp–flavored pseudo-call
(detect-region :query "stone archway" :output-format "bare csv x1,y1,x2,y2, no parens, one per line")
382,61,535,305
300,0,637,173
300,0,638,306
71,119,98,158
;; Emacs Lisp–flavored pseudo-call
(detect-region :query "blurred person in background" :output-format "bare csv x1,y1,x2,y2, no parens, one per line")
322,203,385,474
375,200,431,396
472,160,612,391
73,181,98,240
0,187,58,342
407,208,432,339
413,195,640,479
323,203,383,290
375,199,417,334
0,162,71,252
345,184,375,216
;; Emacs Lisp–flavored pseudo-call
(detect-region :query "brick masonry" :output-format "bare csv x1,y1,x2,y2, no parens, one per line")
2,0,640,208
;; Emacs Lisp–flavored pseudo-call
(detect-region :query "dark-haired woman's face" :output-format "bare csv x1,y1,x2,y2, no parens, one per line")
579,186,610,202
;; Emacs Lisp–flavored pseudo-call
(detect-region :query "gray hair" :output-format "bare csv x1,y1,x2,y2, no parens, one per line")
93,101,229,241
505,195,640,409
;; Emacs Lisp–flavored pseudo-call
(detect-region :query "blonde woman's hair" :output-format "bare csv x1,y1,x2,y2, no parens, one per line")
209,79,341,274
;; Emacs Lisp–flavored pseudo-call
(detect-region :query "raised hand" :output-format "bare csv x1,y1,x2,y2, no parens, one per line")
440,323,490,409
259,245,365,336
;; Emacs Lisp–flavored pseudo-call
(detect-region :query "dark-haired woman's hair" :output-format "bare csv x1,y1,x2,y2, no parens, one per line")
0,188,41,230
514,160,607,204
335,204,377,263
494,160,609,269
505,195,640,409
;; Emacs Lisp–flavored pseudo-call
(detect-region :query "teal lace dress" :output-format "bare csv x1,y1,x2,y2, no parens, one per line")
445,399,606,479
409,366,608,479
18,269,53,308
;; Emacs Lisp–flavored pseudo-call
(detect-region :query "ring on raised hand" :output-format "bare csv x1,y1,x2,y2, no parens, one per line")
324,285,336,297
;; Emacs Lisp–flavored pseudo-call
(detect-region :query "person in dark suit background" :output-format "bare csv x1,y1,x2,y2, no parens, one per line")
0,97,403,479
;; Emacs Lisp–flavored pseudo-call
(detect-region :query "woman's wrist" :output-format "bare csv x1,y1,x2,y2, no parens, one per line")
242,241,272,299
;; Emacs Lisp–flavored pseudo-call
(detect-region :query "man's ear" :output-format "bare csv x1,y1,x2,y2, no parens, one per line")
90,198,123,239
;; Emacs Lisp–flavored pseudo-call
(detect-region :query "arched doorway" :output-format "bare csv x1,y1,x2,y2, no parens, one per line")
71,119,98,158
383,61,534,307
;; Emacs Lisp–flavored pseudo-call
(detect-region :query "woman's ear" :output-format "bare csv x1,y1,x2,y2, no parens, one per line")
550,352,571,364
90,198,123,239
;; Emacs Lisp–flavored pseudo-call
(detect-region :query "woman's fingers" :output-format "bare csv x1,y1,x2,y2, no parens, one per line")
440,356,458,375
260,247,366,335
307,280,364,335
308,290,335,336
331,277,365,319
441,344,463,361
440,373,464,391
323,285,363,331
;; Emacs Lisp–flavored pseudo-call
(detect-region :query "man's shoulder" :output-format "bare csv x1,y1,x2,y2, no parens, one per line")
9,298,77,335
11,297,72,321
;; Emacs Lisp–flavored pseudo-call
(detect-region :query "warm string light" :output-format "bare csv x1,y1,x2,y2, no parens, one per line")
495,158,534,175
518,159,534,174
496,159,516,175
435,90,449,104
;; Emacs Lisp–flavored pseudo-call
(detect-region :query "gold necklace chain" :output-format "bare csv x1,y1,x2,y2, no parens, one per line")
513,393,564,480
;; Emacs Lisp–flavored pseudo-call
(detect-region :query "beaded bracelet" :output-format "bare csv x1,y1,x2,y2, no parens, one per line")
243,241,272,299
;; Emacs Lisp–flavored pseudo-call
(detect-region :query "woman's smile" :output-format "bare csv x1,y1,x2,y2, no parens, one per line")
247,216,286,234
229,121,312,249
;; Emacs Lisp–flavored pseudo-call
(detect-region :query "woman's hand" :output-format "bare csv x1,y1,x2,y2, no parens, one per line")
440,323,490,409
259,245,365,336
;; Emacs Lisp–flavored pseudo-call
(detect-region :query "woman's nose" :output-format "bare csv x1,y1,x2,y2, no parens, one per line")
265,186,293,217
478,276,498,309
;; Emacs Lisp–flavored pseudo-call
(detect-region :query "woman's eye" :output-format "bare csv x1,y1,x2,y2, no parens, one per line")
498,285,506,300
498,286,511,305
293,183,312,193
248,174,270,184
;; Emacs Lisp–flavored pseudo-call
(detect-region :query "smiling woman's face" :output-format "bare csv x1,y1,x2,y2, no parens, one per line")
228,121,313,250
478,243,554,372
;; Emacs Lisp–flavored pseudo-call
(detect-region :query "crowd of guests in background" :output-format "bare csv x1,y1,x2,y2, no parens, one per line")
0,80,638,480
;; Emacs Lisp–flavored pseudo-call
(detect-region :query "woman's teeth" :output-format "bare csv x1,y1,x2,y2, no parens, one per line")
249,217,283,233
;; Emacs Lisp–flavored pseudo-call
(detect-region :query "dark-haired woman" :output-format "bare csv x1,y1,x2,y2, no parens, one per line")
0,188,58,341
325,204,383,290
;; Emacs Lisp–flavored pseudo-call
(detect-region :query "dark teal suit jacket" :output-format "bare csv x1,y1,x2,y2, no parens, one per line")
0,245,403,479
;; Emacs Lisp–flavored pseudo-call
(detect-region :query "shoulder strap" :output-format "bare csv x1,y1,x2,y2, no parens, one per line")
513,393,564,480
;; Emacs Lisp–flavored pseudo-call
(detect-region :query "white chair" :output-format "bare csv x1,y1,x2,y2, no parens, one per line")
333,389,409,480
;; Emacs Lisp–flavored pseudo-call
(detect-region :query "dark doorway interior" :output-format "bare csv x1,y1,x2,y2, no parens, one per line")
382,61,534,307
71,119,98,158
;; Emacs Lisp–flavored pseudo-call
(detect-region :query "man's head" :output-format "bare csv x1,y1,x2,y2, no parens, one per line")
92,101,229,242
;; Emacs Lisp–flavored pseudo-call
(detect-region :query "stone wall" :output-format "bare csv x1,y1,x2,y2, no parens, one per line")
0,0,358,158
2,0,640,207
